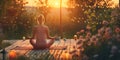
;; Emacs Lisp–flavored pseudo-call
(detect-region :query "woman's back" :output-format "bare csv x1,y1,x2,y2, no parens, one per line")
34,25,48,45
30,14,55,49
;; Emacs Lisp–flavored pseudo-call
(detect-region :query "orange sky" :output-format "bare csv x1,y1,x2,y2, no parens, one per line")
112,0,119,6
112,0,119,4
47,0,69,8
24,0,119,7
25,0,69,8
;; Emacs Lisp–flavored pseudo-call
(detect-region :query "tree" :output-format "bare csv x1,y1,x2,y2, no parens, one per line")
70,0,116,34
0,0,31,39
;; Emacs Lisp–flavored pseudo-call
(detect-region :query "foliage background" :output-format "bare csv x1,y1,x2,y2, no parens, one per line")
0,0,119,39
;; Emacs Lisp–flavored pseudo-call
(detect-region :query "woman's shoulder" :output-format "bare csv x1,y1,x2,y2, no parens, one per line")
33,25,48,29
42,25,49,30
43,25,48,28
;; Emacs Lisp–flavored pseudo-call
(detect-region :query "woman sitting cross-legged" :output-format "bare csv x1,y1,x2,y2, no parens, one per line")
30,14,55,50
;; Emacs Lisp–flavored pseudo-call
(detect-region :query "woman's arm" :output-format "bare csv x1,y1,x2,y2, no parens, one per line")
46,27,55,40
31,27,37,39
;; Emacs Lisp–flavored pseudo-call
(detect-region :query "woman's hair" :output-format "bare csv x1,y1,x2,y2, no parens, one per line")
37,14,45,25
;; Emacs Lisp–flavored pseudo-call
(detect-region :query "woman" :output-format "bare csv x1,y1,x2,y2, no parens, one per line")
30,14,55,49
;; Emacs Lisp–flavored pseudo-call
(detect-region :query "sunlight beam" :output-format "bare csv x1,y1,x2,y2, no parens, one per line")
47,0,69,8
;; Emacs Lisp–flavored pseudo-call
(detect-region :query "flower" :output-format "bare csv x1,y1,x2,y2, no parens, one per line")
93,54,99,58
86,32,91,37
104,27,113,39
115,27,120,33
79,35,83,39
90,35,98,42
86,25,91,30
105,27,112,33
79,35,85,41
76,32,80,35
111,45,118,54
76,39,83,45
98,29,102,34
85,32,91,40
90,35,98,45
80,29,85,33
99,27,105,34
102,20,109,26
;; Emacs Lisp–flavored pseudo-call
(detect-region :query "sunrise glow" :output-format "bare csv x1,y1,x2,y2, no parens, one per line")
24,0,119,8
112,0,119,4
111,0,119,7
24,0,69,8
47,0,69,8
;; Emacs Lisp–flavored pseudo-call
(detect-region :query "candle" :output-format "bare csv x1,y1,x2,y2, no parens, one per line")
9,50,17,60
22,36,25,41
74,35,77,40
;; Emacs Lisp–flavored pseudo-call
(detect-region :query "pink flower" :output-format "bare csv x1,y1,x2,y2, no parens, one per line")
90,35,98,45
86,25,91,30
90,35,98,41
85,32,91,39
115,27,120,33
98,29,101,34
88,41,92,46
80,29,85,33
79,35,85,42
76,32,80,35
104,27,113,39
102,20,109,26
105,27,112,33
86,32,91,37
79,35,83,39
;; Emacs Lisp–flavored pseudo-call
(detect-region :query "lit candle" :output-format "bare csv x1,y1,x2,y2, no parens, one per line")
74,35,77,40
22,36,25,41
9,50,17,60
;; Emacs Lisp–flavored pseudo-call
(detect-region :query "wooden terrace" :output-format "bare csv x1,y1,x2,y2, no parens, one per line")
0,39,82,60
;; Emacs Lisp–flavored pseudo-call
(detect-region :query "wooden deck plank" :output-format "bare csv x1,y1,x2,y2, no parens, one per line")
1,39,81,60
11,40,32,55
5,40,23,51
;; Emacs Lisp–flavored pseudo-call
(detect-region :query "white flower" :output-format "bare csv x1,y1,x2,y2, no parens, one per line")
111,45,118,54
93,54,99,58
109,54,113,58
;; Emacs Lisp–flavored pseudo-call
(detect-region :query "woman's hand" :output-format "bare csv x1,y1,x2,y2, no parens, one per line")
51,37,55,40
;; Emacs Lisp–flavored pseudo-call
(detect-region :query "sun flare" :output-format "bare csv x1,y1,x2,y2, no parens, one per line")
24,0,69,8
24,0,119,8
111,0,119,7
112,0,119,4
47,0,69,8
